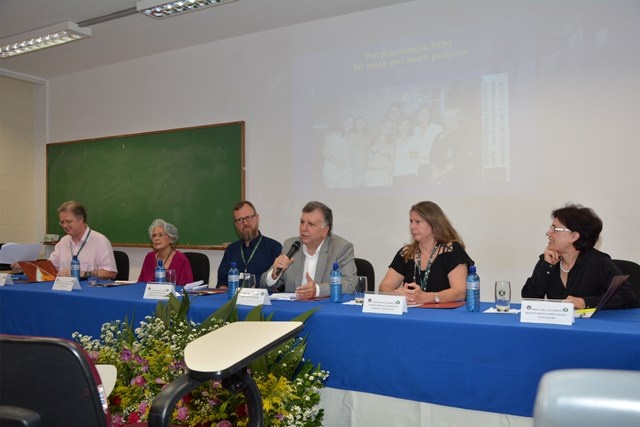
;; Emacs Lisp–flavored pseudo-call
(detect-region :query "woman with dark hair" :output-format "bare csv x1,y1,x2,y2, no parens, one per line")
378,201,473,305
521,204,638,309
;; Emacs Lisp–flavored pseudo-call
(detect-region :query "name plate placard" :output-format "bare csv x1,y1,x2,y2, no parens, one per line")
52,276,81,291
237,288,271,306
520,299,574,325
362,293,407,315
143,283,175,300
0,273,14,286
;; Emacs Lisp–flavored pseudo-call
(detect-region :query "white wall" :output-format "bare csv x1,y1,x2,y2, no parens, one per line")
0,76,45,248
32,0,640,298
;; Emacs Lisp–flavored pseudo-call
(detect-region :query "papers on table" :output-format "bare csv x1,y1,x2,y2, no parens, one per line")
269,292,298,301
0,243,43,264
184,280,206,291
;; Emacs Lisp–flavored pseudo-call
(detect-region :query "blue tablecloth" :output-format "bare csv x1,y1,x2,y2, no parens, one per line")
2,281,640,417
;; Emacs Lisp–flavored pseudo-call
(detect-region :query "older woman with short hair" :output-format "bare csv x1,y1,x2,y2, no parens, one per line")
138,219,193,285
521,204,638,309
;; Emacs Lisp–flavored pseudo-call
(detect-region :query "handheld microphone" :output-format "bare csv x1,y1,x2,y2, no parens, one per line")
275,240,301,276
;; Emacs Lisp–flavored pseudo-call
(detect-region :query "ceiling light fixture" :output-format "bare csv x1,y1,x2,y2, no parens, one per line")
137,0,239,19
0,21,91,59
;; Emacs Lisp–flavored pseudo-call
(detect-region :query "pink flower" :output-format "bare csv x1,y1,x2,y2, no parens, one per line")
216,421,232,427
155,377,166,385
112,413,124,426
176,406,189,421
138,401,149,414
120,348,132,362
130,375,146,387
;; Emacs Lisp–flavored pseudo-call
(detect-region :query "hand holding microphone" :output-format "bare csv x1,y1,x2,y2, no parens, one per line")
274,241,301,276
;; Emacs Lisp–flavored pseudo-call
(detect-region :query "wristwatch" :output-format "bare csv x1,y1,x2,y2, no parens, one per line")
433,292,440,303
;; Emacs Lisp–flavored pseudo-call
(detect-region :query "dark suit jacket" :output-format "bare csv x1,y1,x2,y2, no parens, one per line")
260,234,357,297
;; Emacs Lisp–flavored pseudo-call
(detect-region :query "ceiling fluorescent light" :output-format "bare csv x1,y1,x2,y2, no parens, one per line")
0,21,91,59
137,0,239,19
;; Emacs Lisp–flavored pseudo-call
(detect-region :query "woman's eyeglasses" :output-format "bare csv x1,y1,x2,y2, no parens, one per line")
548,225,572,233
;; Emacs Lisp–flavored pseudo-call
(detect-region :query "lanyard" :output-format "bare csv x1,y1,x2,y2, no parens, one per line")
240,235,263,272
414,243,439,291
70,228,91,258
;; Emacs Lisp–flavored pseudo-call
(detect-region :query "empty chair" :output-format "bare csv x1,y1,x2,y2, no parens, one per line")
183,252,210,284
355,257,375,291
0,335,112,427
613,259,640,300
533,369,640,427
113,250,130,281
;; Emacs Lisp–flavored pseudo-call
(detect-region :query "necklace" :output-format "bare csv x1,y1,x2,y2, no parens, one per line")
559,259,571,273
414,244,439,291
157,248,174,266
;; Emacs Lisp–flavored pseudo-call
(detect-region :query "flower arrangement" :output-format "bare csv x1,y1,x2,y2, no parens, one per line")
73,294,328,426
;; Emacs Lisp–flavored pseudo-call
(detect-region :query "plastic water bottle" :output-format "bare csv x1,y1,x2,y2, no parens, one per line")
466,265,480,312
228,262,240,300
71,255,80,280
330,262,342,303
154,259,166,283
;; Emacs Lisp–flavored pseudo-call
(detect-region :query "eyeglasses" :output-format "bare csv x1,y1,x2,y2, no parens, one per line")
151,232,169,239
234,214,257,224
549,225,572,233
59,219,77,226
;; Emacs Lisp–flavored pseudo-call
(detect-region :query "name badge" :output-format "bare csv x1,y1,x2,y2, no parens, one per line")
0,273,14,286
143,283,176,300
237,288,271,306
362,293,407,315
52,276,81,291
520,299,574,325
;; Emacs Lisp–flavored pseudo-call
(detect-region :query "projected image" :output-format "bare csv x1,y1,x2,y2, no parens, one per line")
312,75,509,191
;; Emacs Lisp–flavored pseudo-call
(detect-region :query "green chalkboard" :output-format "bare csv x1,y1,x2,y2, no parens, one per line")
46,122,244,248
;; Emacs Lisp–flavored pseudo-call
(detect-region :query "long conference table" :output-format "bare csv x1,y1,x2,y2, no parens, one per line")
1,280,640,419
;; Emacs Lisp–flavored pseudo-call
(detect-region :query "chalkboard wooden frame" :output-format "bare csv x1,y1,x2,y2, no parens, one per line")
46,122,245,249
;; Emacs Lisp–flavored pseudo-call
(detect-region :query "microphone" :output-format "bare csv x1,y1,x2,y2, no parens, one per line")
275,241,301,276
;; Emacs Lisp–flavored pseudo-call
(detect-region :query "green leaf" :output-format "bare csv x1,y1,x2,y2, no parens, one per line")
244,305,264,321
291,307,320,323
200,293,238,328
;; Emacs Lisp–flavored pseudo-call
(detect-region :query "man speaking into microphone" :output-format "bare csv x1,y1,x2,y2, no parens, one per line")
260,201,357,299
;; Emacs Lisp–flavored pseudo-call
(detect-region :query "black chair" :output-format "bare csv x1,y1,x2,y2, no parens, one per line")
184,252,210,284
113,250,130,281
613,259,640,301
0,335,111,427
355,257,375,291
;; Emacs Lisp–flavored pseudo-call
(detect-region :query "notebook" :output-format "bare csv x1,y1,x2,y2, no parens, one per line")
576,274,630,318
18,260,58,282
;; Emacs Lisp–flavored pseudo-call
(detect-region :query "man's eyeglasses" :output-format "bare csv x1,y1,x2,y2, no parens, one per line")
151,232,168,239
59,219,77,226
234,214,257,224
549,225,572,233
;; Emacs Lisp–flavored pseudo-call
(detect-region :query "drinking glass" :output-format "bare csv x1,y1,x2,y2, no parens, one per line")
495,281,511,312
166,269,177,286
87,265,98,286
241,273,256,288
354,276,367,304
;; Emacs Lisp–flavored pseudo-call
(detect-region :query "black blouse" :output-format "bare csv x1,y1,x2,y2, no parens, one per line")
389,241,473,292
521,248,638,309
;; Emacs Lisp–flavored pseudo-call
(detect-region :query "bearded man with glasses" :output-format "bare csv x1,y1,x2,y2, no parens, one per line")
216,201,282,289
